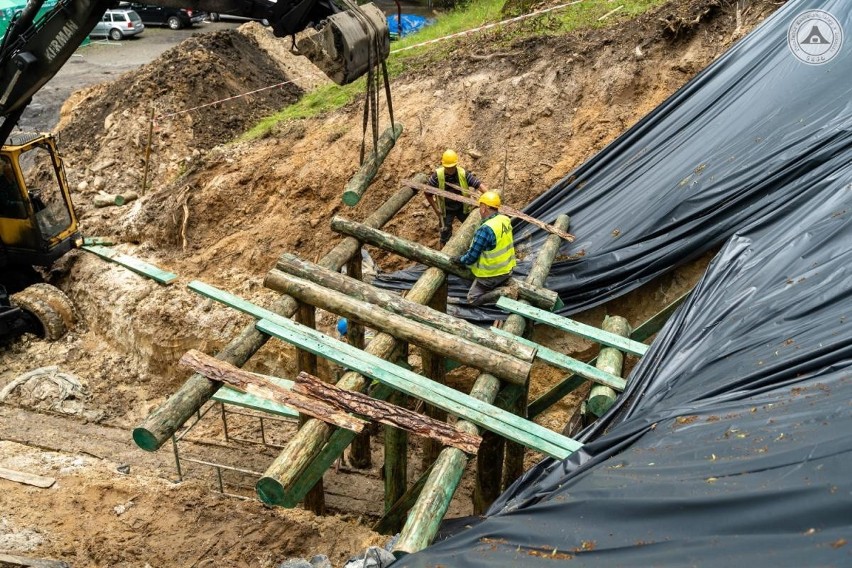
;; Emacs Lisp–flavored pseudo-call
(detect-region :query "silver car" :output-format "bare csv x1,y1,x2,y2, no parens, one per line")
90,9,145,41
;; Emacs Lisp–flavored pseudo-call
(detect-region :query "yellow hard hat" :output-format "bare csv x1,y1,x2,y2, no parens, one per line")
441,149,459,168
478,191,501,208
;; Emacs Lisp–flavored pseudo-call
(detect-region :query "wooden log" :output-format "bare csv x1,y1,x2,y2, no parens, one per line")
0,466,55,488
421,282,447,467
293,372,481,454
255,202,485,507
330,216,561,311
261,270,533,385
133,181,421,452
392,214,572,556
372,464,433,535
587,316,630,417
178,349,366,433
342,123,404,206
402,178,575,242
93,191,138,207
384,390,408,525
296,302,324,515
490,327,627,391
345,253,372,469
526,289,691,418
267,255,536,362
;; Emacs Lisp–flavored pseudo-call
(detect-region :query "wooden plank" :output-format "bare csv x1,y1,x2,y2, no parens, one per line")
402,179,575,242
490,327,626,391
496,297,649,357
0,466,55,488
294,372,481,454
0,554,69,568
81,236,114,246
526,288,692,418
372,464,434,534
178,350,366,433
255,317,579,459
212,374,299,419
81,244,177,285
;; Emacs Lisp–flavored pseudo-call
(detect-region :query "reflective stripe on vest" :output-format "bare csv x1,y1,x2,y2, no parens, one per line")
471,214,516,278
436,166,471,215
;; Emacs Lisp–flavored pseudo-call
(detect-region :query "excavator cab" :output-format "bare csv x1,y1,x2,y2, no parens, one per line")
0,133,79,342
0,132,81,269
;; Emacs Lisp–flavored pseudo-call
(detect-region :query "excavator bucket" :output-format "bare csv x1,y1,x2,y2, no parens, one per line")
296,3,390,85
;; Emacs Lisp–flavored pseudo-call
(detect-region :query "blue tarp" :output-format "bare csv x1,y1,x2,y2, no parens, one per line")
391,0,852,565
387,14,432,38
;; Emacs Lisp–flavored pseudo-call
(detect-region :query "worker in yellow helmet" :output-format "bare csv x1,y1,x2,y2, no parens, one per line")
426,149,489,246
450,191,518,306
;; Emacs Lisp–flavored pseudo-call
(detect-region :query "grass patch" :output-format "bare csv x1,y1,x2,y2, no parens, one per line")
242,0,670,140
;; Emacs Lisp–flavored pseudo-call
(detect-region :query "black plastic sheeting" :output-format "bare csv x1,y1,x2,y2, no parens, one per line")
389,0,852,565
379,0,852,319
391,128,852,568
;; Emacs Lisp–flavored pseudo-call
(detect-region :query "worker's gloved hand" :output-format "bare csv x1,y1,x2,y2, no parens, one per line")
449,254,464,266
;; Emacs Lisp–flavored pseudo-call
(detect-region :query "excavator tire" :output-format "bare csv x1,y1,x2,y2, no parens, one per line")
11,284,77,341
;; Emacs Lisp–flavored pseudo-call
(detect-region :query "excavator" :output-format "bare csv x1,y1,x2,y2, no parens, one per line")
0,0,390,342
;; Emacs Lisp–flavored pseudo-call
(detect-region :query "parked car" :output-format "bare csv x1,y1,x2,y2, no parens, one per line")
205,11,269,25
90,8,144,41
121,3,205,29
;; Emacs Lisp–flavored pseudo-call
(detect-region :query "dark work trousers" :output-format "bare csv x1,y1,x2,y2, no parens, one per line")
440,207,468,245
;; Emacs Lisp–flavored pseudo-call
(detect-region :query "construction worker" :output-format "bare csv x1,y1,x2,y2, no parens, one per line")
450,191,518,306
426,149,488,246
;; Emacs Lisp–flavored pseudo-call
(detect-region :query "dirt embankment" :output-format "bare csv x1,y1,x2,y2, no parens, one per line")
0,1,782,564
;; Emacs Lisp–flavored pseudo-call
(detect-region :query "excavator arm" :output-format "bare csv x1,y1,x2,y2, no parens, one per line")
0,0,389,141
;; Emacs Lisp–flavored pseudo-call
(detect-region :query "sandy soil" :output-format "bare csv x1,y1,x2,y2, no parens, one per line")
0,1,783,565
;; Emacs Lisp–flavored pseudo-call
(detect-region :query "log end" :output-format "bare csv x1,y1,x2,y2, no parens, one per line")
256,476,297,507
341,191,361,207
132,427,163,452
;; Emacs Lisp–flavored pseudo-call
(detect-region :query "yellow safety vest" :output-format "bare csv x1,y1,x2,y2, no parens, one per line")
471,214,516,278
436,166,472,215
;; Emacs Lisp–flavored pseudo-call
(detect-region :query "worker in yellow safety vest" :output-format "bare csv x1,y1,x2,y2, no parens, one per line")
426,149,489,245
450,191,518,306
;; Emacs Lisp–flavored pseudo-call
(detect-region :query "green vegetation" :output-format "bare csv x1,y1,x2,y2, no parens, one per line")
242,0,669,141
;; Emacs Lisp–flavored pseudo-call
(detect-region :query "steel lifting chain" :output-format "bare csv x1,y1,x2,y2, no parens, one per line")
341,0,395,165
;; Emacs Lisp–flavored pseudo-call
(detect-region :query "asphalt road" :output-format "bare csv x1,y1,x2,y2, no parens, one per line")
19,21,242,134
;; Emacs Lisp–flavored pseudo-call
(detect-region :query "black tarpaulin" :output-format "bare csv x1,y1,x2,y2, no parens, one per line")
391,136,852,568
388,0,852,565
